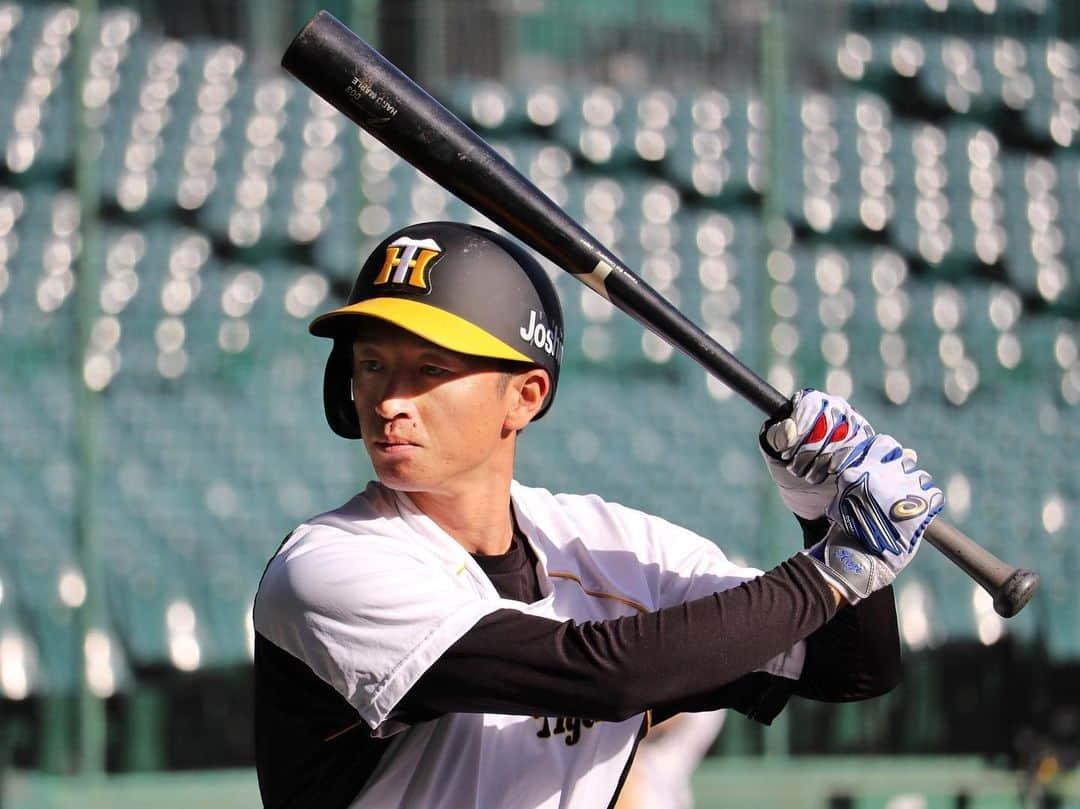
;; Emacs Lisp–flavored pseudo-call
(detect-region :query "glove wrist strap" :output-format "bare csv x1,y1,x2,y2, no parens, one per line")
801,524,882,604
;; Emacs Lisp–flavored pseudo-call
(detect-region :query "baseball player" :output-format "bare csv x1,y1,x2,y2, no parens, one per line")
253,221,944,809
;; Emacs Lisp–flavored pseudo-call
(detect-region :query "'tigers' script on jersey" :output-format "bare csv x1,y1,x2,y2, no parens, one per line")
534,715,597,747
520,309,564,361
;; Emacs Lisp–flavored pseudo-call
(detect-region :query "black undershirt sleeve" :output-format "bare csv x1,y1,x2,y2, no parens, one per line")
791,515,902,701
393,554,840,727
394,515,902,729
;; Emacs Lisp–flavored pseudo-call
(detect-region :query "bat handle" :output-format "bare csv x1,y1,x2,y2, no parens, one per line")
923,519,1039,618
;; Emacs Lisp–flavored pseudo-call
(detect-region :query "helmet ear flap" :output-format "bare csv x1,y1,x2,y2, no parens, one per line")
324,341,362,439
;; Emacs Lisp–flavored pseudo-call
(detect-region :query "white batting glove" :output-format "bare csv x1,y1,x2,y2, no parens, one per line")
759,388,876,520
803,434,945,603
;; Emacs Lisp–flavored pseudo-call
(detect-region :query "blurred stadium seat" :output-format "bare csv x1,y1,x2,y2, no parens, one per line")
1,0,1076,695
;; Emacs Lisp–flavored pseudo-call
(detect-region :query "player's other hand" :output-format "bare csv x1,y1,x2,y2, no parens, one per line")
759,388,875,520
802,434,945,603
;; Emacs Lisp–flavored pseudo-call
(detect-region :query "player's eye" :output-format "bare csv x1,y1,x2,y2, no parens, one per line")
420,364,450,377
355,359,382,373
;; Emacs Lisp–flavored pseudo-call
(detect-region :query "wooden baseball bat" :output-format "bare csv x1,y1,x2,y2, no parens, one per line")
281,10,1039,618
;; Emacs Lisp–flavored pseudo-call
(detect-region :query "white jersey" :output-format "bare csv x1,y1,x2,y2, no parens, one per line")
254,480,805,809
617,711,728,809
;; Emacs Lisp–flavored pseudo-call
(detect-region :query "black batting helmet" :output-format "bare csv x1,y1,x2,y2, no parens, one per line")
309,221,564,439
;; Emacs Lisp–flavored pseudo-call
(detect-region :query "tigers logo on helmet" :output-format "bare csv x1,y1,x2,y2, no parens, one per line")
372,237,442,291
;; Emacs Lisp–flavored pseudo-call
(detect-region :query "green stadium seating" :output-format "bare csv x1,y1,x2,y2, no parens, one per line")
552,84,639,169
665,89,765,203
853,794,956,809
1022,40,1080,149
2,2,1079,706
776,91,896,237
0,6,79,183
444,78,532,133
848,0,1052,36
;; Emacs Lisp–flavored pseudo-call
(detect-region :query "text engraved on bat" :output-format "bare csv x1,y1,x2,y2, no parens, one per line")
345,76,398,125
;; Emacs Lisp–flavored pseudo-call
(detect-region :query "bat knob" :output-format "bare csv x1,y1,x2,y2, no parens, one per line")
992,568,1040,618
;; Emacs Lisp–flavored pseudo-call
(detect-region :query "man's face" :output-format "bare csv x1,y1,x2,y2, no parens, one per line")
351,320,525,496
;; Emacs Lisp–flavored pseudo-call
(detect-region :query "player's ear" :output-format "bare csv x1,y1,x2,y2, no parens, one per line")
504,368,550,432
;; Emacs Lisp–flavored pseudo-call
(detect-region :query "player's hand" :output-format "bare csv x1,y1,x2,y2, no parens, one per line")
759,388,875,520
802,434,945,603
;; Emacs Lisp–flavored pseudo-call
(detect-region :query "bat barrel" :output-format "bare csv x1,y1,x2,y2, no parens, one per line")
283,11,618,281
